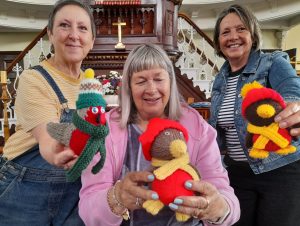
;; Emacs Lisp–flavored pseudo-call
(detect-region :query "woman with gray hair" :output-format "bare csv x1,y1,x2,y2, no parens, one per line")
78,43,240,226
209,4,300,226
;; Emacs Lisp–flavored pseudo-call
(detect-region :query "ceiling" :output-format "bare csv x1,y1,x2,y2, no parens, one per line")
0,0,299,32
179,0,300,30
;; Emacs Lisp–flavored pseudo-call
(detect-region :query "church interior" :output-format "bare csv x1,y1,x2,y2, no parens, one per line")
0,0,300,151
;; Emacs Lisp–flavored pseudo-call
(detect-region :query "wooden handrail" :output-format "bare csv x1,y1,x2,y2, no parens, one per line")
178,13,218,71
6,26,48,74
178,13,214,47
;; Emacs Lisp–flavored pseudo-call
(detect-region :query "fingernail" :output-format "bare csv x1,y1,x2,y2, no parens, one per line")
291,129,297,136
279,122,287,128
185,181,192,189
174,198,183,204
151,193,159,200
274,116,281,122
147,175,154,181
169,203,178,210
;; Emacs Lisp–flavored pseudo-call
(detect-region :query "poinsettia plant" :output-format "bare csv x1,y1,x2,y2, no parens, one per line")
97,71,122,95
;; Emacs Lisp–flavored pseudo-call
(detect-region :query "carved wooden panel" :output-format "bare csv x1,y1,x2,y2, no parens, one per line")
93,6,155,36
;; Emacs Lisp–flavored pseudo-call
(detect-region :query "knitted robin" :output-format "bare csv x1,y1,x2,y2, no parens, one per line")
241,81,296,159
139,118,200,222
47,68,109,182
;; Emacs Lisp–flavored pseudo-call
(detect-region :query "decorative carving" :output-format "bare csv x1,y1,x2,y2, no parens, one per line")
95,0,141,5
166,10,173,35
92,6,154,36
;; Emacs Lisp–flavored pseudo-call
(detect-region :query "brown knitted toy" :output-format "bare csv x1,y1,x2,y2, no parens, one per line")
241,81,296,159
139,118,200,222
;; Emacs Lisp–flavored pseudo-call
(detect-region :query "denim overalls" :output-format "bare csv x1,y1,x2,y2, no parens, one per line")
0,66,84,226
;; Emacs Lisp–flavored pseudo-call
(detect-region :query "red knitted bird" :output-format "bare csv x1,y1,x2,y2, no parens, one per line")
69,105,106,156
241,81,296,159
47,68,109,181
139,118,200,222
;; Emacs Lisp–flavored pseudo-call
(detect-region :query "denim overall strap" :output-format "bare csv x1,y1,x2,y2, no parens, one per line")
31,65,69,111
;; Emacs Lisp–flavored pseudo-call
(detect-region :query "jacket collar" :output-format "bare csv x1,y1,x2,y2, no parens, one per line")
219,49,263,76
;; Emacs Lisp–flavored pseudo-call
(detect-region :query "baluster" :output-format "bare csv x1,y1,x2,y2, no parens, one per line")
108,8,112,34
13,63,23,95
130,8,134,34
119,7,123,21
39,38,46,62
26,50,33,69
0,71,11,142
140,8,146,34
95,8,101,36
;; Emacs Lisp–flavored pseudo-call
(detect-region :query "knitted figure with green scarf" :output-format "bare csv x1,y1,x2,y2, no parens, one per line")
47,68,109,182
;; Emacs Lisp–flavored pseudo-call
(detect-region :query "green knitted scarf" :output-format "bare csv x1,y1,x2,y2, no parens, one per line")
66,111,109,182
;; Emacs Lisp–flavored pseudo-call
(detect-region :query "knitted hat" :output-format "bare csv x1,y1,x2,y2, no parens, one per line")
76,68,106,109
241,81,286,117
139,118,188,161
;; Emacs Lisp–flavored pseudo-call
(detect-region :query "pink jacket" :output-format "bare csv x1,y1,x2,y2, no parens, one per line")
79,106,240,226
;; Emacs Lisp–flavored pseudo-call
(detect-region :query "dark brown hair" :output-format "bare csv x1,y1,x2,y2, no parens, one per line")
213,4,262,58
47,0,96,38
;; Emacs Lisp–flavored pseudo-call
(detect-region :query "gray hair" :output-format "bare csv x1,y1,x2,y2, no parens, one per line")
47,0,96,38
213,4,262,58
119,43,182,128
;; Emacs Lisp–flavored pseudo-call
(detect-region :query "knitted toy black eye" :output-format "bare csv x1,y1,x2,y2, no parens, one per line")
47,68,109,182
139,118,200,222
241,81,296,159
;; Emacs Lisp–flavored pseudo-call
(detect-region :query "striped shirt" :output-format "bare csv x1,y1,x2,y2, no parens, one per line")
217,69,247,161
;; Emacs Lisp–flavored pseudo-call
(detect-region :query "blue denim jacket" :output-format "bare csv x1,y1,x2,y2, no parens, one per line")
209,49,300,174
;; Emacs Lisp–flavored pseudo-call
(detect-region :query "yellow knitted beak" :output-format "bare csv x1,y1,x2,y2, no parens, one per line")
256,104,275,118
170,139,187,158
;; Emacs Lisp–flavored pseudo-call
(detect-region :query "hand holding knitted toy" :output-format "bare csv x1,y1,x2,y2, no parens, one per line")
47,68,109,181
241,81,296,159
139,118,200,222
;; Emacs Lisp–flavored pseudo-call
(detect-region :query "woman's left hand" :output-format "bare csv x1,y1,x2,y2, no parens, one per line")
169,180,229,222
275,101,300,136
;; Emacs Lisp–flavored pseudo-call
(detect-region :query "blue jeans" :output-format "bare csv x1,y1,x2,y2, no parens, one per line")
0,146,84,226
0,105,84,226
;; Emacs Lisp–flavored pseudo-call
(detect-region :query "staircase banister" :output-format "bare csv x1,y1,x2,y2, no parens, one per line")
178,13,214,47
6,26,48,74
178,13,219,72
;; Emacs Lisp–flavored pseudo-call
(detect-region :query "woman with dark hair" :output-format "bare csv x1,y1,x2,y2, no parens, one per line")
210,4,300,226
0,0,95,225
78,43,240,226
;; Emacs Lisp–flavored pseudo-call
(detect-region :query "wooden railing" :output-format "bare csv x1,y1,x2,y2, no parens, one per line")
178,13,218,72
6,27,48,74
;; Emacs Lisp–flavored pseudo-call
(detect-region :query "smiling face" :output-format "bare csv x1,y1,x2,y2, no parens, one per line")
48,4,94,65
219,13,253,70
130,68,170,121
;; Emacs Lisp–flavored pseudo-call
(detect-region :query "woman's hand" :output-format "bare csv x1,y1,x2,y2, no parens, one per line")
51,143,78,170
275,101,300,136
115,171,159,210
169,180,229,222
31,122,78,168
